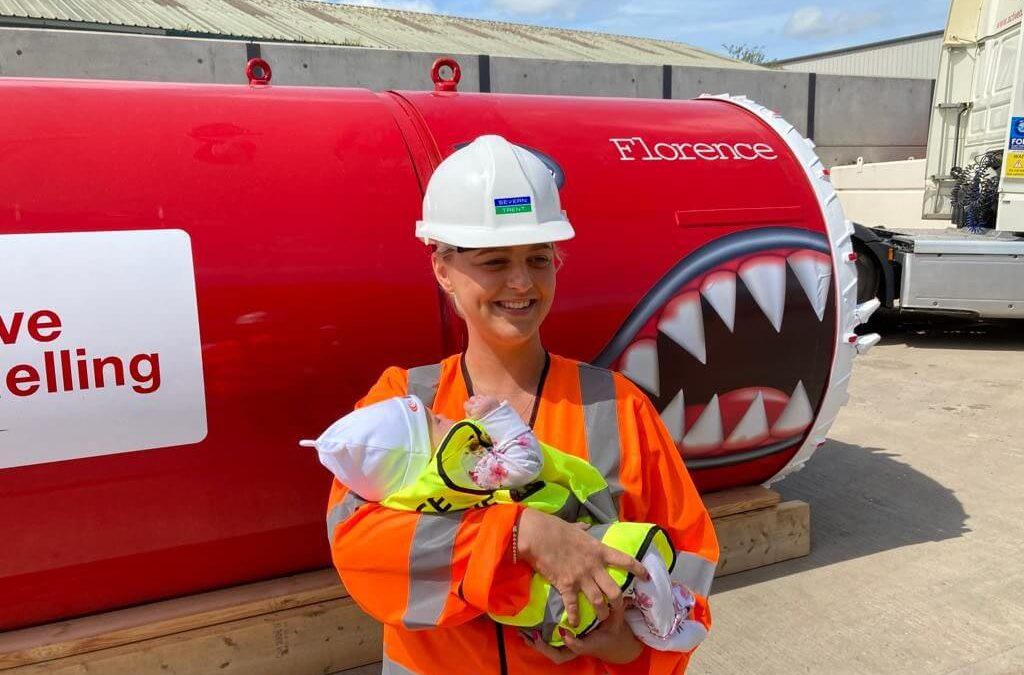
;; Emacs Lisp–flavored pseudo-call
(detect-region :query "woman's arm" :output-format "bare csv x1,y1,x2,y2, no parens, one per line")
327,367,532,628
330,482,530,627
603,377,720,674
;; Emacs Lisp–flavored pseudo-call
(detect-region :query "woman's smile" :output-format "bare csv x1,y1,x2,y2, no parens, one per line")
493,298,539,316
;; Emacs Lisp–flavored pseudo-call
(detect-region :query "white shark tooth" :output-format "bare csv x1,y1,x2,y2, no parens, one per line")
700,271,736,332
658,292,707,364
621,339,659,396
854,298,881,325
723,391,770,449
739,256,787,332
771,381,814,436
787,251,832,321
682,394,722,453
660,389,686,444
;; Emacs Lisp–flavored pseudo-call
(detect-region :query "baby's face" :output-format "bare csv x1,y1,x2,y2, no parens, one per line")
427,409,454,449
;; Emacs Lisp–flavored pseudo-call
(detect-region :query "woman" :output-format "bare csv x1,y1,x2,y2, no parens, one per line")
328,135,718,674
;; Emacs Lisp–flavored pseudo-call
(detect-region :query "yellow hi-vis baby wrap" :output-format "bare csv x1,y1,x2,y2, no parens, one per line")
495,521,675,646
379,419,677,647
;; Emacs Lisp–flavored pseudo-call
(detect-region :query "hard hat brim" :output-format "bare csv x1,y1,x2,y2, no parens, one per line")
416,219,575,248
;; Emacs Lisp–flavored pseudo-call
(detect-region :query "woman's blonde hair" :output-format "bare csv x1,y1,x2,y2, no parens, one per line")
431,242,565,268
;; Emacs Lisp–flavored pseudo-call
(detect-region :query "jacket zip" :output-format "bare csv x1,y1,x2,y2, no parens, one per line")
495,622,509,675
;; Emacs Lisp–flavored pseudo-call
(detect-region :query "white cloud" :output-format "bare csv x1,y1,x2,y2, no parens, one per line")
489,0,585,19
784,5,884,38
340,0,438,12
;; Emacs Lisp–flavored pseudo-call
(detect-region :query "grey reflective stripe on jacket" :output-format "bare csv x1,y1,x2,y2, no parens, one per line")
581,486,618,524
578,364,623,507
584,522,613,542
540,584,565,643
671,550,717,598
326,491,368,543
407,363,442,408
552,489,583,522
404,364,459,630
403,511,464,630
382,654,422,675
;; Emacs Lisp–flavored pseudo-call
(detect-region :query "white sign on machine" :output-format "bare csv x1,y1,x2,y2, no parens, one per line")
0,229,207,469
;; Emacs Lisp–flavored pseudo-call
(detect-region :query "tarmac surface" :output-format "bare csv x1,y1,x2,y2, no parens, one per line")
693,320,1024,675
343,320,1024,675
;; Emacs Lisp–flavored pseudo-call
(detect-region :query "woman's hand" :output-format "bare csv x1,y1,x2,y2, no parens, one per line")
562,603,644,665
520,633,578,665
516,509,649,627
521,604,644,666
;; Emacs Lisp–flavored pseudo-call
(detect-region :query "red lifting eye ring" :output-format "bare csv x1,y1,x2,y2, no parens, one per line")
431,57,461,92
246,58,272,85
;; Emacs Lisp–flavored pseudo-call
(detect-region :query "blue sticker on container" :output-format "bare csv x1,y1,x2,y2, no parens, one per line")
1009,117,1024,149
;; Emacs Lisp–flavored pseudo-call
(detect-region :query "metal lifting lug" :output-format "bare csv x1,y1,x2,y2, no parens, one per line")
246,58,272,86
431,57,461,93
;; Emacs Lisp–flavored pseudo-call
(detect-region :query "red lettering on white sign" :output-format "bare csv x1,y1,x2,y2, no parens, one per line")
0,308,162,398
997,9,1022,30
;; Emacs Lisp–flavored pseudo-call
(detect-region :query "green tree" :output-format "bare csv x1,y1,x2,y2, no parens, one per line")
722,43,775,66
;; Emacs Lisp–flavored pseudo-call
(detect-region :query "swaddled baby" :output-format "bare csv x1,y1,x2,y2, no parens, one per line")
302,394,705,652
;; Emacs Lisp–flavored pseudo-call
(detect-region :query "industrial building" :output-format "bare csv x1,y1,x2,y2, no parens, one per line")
777,30,944,79
0,0,756,69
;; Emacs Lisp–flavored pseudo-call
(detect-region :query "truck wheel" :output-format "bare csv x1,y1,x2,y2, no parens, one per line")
855,246,880,304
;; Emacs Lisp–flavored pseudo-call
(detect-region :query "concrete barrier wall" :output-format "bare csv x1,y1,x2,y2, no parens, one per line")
0,28,481,91
490,56,661,98
671,66,811,136
814,75,934,166
0,26,245,83
0,26,930,166
259,42,481,92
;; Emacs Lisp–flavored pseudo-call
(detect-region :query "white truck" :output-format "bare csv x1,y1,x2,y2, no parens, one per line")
838,0,1024,319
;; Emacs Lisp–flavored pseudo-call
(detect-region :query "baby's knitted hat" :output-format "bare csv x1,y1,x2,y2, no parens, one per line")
302,395,432,501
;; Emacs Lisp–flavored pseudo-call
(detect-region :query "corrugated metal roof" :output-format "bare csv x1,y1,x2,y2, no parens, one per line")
0,0,760,69
777,31,943,79
774,30,944,65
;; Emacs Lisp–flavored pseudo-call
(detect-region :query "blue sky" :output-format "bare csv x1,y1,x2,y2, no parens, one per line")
336,1,951,60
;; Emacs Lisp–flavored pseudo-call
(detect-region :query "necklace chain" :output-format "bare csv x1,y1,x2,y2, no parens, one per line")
510,392,536,424
463,354,545,425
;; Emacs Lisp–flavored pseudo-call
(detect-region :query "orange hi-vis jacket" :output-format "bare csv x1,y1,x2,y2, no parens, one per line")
327,353,719,675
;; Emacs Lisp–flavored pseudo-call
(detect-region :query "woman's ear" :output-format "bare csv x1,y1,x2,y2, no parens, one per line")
431,253,455,295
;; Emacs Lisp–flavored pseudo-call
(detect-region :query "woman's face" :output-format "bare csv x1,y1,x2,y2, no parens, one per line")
432,244,558,348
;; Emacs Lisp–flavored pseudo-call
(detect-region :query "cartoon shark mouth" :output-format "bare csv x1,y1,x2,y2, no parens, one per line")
594,227,836,470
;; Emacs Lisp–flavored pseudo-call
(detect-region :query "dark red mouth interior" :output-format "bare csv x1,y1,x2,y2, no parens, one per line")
613,247,833,467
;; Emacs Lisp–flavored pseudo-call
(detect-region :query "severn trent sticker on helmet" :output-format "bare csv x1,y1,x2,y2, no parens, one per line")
0,230,207,469
494,196,533,215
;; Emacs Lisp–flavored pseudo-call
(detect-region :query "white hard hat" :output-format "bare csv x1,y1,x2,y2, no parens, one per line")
416,135,575,248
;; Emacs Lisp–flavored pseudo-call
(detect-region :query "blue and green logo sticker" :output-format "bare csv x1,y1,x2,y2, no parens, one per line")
1010,117,1024,149
494,196,532,215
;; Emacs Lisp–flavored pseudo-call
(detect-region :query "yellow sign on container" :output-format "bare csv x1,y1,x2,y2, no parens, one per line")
1006,151,1024,178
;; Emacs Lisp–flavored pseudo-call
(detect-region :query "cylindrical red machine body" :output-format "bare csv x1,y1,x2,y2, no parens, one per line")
0,74,855,630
